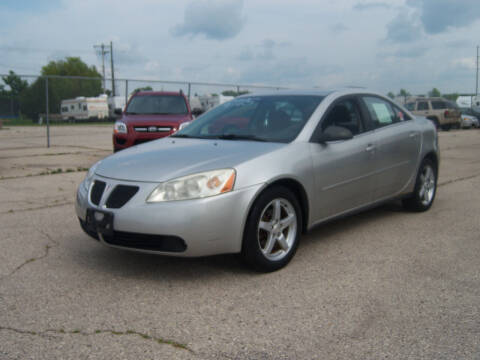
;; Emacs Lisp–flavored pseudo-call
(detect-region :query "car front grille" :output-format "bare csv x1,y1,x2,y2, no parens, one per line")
90,180,106,205
134,126,171,133
102,231,187,252
90,181,138,209
105,185,139,209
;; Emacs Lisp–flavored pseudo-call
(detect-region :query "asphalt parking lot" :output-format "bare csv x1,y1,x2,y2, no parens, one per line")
1,125,479,359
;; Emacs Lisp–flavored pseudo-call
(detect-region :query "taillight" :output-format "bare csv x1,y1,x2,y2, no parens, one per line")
444,110,449,117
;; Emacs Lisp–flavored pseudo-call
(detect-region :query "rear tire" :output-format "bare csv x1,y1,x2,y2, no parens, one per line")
241,186,302,272
402,158,437,212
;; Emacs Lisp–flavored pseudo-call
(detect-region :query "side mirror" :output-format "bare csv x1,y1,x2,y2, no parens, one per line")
316,125,353,143
192,108,203,117
114,108,123,115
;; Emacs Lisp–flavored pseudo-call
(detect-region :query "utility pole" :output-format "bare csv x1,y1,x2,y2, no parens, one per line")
110,41,115,96
476,45,479,98
93,44,109,92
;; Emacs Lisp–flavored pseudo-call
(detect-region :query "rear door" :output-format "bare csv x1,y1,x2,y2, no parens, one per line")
360,96,421,200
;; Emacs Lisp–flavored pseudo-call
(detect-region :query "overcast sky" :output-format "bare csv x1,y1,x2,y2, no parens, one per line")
1,0,480,95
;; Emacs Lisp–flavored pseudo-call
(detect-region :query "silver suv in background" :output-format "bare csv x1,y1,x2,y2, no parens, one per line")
405,97,461,130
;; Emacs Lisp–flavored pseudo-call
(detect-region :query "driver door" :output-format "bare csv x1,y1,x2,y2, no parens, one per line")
309,97,376,222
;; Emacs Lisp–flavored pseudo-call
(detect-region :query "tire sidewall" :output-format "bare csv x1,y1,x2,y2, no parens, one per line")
242,186,302,272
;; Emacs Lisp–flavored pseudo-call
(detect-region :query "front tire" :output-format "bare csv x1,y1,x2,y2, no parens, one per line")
402,158,437,212
242,186,302,272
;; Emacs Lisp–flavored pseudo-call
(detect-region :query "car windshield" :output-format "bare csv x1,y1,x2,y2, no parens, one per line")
172,95,324,143
126,95,188,115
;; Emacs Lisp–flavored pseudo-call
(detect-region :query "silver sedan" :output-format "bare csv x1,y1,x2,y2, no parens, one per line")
76,89,439,272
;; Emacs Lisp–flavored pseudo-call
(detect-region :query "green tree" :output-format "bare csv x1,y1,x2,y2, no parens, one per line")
221,90,250,97
428,88,441,97
1,71,28,96
397,89,411,103
443,93,459,102
133,86,153,93
20,57,102,120
387,91,395,99
0,71,27,117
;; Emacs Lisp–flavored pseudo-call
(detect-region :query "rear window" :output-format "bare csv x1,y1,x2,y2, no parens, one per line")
126,95,188,115
405,103,415,111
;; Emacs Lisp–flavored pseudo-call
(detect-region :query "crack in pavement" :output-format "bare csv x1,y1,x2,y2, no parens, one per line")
0,230,59,280
1,201,74,215
438,173,480,187
0,168,88,181
0,326,192,352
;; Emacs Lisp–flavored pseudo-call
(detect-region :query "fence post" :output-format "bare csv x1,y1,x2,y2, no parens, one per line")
187,83,191,101
46,77,50,148
125,79,128,108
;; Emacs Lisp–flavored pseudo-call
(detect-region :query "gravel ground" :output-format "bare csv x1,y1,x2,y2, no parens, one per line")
0,126,479,359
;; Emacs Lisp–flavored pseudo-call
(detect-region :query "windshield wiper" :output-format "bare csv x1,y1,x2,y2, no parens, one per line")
214,134,267,142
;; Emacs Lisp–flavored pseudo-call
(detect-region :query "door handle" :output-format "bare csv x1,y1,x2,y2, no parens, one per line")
365,144,375,152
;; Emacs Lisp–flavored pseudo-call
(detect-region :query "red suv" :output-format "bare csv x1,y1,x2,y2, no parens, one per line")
113,91,193,151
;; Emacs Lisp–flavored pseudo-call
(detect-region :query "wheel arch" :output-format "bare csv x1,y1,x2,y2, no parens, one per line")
245,178,310,234
426,116,440,128
423,151,439,174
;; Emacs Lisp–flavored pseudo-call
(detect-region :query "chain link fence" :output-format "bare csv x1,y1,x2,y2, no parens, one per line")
0,74,285,148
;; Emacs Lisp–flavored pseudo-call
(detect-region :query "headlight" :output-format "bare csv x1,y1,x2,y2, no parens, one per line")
178,121,191,131
81,161,101,192
114,121,127,134
146,169,236,202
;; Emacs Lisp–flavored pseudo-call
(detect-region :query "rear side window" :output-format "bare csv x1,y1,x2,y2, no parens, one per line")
362,96,398,128
431,101,446,109
417,102,429,110
405,103,415,111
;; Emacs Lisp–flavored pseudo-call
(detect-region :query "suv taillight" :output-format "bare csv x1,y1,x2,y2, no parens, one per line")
444,110,449,117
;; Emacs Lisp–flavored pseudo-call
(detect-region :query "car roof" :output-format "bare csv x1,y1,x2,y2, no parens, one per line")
134,91,184,96
236,88,383,98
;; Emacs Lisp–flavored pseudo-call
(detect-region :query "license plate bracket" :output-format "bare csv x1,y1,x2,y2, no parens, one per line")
86,209,114,236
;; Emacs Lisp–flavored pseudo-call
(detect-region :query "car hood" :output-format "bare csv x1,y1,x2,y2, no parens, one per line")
122,114,190,124
96,137,284,182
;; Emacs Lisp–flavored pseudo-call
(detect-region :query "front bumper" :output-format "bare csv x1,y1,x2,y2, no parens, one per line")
113,131,173,151
76,175,262,257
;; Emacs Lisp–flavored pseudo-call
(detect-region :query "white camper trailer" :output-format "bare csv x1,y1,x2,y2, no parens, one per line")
108,96,127,118
61,95,109,120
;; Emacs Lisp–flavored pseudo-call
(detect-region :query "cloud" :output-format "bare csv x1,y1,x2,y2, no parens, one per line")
330,23,348,34
451,57,476,70
236,47,254,61
407,0,480,34
172,0,245,40
353,2,391,11
236,39,286,62
386,10,423,43
393,46,427,58
239,58,342,86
